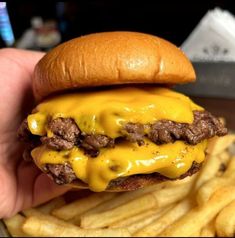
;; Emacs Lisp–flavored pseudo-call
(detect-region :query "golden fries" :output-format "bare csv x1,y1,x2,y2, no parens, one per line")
193,154,221,190
206,134,235,156
200,220,216,237
160,186,235,237
3,214,28,237
113,206,173,234
110,206,167,229
135,198,194,236
125,207,171,234
81,179,188,217
81,192,158,229
69,182,171,224
80,180,193,229
22,208,46,217
215,200,235,237
224,155,235,176
22,215,130,237
196,176,235,205
2,133,235,237
37,196,65,214
52,192,116,220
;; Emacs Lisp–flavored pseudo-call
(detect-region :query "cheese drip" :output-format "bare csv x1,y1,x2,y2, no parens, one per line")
27,87,203,138
32,140,207,192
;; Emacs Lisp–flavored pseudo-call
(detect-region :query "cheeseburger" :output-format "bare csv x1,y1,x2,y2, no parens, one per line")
18,31,227,192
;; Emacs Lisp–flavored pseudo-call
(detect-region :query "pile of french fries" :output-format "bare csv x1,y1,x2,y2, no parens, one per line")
3,133,235,237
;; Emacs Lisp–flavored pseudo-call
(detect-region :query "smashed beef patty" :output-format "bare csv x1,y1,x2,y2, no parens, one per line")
18,110,227,158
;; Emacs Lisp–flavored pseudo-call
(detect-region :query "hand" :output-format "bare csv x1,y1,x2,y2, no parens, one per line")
0,48,70,218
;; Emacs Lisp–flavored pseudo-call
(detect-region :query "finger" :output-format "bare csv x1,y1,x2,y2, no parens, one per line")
32,173,70,208
0,49,45,128
15,160,41,212
0,48,44,77
0,161,40,218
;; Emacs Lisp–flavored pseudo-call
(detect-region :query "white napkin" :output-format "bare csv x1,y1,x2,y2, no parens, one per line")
181,8,235,61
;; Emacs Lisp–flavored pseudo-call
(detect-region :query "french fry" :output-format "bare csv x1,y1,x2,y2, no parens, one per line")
135,198,194,236
197,170,235,205
80,176,194,220
196,157,235,204
22,215,130,237
69,183,166,225
81,181,194,228
194,136,234,191
216,151,230,177
125,206,172,234
206,134,235,156
22,208,42,218
190,230,201,237
110,207,165,228
111,205,172,234
52,192,116,220
218,150,230,165
200,219,216,237
224,155,235,176
81,193,158,229
193,154,221,191
3,214,28,237
80,179,185,219
22,208,75,227
37,196,65,214
152,178,196,207
215,200,235,237
160,186,235,237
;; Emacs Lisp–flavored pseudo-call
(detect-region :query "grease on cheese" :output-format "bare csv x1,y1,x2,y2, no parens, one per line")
32,139,207,192
27,87,203,138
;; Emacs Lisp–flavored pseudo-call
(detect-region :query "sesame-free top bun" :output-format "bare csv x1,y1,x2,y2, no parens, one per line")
33,31,196,101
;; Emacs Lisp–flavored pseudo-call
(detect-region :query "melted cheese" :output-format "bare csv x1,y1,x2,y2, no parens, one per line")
32,139,207,192
27,86,206,192
27,87,203,138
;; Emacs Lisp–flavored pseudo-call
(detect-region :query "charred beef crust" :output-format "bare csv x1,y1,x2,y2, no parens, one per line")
41,118,80,150
124,123,145,145
48,118,80,143
148,110,227,145
41,136,75,150
43,161,202,190
43,163,77,185
184,110,227,144
18,110,227,157
81,135,115,157
148,120,184,145
40,118,114,156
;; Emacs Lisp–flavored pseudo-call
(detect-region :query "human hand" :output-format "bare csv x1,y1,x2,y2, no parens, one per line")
0,48,70,218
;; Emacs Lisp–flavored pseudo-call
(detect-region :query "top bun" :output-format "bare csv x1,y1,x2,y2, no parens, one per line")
33,31,196,101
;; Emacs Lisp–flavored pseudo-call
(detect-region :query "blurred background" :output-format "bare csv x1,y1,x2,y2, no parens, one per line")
0,1,235,49
0,1,234,129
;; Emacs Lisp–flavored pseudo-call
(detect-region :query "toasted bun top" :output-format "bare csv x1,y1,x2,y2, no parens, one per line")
33,31,196,101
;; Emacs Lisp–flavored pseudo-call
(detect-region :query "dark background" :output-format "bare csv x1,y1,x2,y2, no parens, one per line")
6,0,235,46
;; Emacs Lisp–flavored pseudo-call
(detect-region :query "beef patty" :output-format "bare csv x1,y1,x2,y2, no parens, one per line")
18,110,227,158
42,161,202,190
